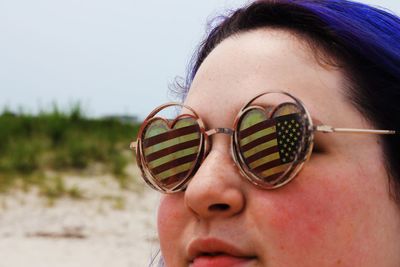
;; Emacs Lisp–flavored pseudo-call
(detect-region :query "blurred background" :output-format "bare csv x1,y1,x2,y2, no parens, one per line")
0,0,398,266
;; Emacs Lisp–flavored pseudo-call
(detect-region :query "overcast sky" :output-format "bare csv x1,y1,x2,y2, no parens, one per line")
1,0,399,119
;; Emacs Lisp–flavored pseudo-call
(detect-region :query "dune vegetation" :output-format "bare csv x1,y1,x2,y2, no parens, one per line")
0,104,140,199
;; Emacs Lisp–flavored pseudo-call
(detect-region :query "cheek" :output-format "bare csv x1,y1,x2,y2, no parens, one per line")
158,195,184,225
157,195,183,242
250,159,385,265
157,195,188,264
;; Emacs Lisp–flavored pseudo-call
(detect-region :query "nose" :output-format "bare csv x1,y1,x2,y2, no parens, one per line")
184,140,245,220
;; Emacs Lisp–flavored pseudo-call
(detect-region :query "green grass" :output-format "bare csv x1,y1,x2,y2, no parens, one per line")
0,104,140,195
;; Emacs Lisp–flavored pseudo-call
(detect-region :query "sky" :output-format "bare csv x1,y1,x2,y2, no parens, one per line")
1,0,399,120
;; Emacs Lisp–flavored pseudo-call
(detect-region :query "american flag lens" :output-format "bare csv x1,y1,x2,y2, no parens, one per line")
141,114,203,190
235,101,309,188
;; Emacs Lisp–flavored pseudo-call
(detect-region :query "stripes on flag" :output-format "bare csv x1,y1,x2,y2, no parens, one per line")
238,109,303,183
142,117,201,186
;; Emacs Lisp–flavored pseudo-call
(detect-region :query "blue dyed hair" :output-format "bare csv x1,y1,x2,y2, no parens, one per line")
175,0,400,202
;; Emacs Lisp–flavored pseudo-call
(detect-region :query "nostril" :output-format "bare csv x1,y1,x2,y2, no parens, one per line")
208,203,230,212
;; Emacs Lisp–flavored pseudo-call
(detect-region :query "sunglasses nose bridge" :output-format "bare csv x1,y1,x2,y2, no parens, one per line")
205,128,234,137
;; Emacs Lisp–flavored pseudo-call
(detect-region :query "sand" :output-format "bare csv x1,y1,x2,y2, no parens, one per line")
0,167,160,267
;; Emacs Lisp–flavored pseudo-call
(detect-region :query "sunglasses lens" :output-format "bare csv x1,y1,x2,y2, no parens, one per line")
141,116,202,190
237,102,307,186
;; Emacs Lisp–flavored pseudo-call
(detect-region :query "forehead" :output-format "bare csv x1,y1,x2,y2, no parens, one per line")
184,29,361,128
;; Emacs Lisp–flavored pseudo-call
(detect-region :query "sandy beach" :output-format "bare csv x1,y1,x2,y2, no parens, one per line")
0,166,160,267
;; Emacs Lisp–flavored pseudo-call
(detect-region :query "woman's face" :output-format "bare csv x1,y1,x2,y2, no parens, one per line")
157,29,400,267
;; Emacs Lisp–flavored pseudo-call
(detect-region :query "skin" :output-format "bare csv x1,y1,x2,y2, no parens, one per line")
157,29,400,267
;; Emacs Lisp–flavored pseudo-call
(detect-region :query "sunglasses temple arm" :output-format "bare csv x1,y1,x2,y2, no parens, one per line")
314,125,396,135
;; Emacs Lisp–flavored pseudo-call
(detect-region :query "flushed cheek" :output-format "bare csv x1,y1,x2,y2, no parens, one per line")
251,165,373,265
158,195,188,266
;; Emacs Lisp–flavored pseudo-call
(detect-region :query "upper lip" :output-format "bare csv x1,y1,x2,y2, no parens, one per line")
187,237,256,262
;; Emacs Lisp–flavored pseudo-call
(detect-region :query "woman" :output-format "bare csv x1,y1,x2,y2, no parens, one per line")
133,0,400,266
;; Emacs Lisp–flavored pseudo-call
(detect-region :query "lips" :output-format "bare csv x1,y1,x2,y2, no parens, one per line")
190,254,254,267
187,238,257,267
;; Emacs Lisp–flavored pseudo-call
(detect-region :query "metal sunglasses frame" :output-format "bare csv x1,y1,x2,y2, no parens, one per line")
130,91,396,193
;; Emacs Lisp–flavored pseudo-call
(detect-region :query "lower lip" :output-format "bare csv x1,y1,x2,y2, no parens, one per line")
190,255,255,267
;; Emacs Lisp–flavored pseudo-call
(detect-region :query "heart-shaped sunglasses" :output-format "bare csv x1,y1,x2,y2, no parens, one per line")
130,92,396,193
